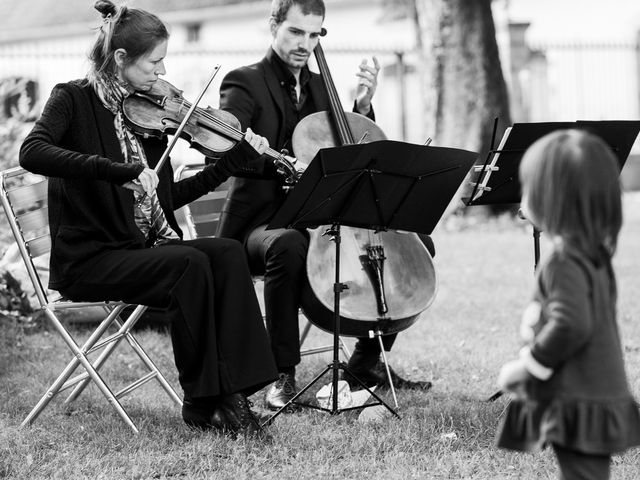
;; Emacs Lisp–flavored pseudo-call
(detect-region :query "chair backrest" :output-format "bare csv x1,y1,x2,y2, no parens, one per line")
174,163,232,239
0,166,52,306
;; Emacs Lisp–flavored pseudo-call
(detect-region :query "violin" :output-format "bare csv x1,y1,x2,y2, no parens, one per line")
122,78,298,184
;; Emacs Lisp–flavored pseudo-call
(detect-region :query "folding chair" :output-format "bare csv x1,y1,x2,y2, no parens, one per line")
174,163,350,360
0,166,182,433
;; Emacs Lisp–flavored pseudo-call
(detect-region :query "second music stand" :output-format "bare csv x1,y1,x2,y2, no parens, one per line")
465,120,640,269
267,139,477,422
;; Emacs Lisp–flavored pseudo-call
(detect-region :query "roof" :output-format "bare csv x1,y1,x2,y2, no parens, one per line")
0,0,251,43
0,0,373,45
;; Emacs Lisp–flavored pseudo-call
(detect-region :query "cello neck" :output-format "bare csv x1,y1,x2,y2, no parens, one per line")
313,42,355,146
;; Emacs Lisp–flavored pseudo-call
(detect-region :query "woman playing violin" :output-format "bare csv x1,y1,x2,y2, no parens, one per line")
19,0,277,438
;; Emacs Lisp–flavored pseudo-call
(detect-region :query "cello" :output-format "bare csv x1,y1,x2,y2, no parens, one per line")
294,42,438,338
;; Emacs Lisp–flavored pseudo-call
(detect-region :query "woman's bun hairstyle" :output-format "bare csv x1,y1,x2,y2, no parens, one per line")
87,0,168,84
94,0,117,19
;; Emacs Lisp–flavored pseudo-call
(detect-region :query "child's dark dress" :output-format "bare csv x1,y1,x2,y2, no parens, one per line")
496,247,640,454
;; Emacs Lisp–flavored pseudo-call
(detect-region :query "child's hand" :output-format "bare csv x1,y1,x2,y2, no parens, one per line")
497,359,530,397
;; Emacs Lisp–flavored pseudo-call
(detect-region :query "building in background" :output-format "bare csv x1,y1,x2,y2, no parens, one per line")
1,0,640,186
502,0,640,189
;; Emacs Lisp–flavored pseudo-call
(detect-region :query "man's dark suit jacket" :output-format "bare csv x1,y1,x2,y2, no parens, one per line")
217,55,339,244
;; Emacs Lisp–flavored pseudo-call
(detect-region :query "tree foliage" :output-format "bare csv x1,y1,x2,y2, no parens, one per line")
0,77,37,322
0,77,36,171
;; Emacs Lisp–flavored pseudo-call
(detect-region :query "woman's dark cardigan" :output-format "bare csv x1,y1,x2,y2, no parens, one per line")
20,80,259,290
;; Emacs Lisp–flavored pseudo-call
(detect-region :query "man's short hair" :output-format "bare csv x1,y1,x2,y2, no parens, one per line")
270,0,325,25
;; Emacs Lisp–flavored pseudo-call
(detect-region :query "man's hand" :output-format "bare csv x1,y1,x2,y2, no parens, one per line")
355,56,380,116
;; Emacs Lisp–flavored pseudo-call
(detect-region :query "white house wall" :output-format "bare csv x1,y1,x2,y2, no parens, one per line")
3,0,640,165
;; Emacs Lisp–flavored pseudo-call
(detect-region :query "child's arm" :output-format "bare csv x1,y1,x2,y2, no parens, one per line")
497,357,531,396
525,255,593,380
497,255,593,393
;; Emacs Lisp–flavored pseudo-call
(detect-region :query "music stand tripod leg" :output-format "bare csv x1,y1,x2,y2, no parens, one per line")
262,224,400,426
533,226,541,270
374,330,399,408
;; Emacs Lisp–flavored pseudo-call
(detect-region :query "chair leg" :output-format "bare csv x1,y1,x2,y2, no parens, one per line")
339,337,351,359
64,305,182,408
72,351,139,433
23,304,125,423
299,319,313,345
299,317,351,361
23,307,139,433
120,329,183,407
21,351,86,428
64,305,140,404
61,304,131,403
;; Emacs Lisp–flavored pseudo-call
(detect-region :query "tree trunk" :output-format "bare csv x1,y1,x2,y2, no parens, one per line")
415,0,511,156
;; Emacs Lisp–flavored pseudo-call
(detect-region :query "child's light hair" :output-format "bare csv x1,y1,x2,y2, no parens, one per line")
519,129,622,261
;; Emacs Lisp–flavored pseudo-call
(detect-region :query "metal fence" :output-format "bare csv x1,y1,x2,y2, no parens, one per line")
521,40,640,123
515,38,640,190
2,36,640,158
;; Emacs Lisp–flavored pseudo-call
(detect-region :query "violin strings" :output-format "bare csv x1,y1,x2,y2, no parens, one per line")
175,98,241,139
172,99,278,156
315,44,354,145
173,98,278,158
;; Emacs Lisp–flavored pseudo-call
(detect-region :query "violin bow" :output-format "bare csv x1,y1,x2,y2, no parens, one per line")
133,65,221,204
153,64,221,173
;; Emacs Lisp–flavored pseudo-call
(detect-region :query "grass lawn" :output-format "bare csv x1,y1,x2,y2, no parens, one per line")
1,195,640,479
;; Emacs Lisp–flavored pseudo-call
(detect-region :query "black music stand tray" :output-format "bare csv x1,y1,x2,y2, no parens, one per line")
464,120,640,402
465,120,640,268
265,139,477,423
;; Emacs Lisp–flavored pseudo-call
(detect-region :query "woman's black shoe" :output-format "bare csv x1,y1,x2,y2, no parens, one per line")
181,399,226,430
217,393,272,441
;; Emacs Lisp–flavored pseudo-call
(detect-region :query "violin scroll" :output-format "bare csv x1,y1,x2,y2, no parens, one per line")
274,149,302,186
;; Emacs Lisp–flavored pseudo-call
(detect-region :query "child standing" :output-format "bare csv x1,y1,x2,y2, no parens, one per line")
495,129,640,479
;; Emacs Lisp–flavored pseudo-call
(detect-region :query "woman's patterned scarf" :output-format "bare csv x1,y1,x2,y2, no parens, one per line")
93,74,178,244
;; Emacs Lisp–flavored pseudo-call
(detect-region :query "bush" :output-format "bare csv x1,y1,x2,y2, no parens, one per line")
1,77,38,327
0,77,36,171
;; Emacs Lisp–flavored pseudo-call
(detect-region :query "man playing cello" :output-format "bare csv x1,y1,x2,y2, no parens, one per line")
20,0,277,437
215,0,435,412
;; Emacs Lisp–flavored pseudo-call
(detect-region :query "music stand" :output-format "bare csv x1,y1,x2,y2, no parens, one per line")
465,120,640,402
266,139,477,422
465,120,640,268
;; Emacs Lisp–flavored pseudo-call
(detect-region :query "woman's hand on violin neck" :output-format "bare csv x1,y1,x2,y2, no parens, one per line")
244,128,270,155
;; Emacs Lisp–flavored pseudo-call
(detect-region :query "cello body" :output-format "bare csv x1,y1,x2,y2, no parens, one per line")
302,227,437,337
291,111,384,166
